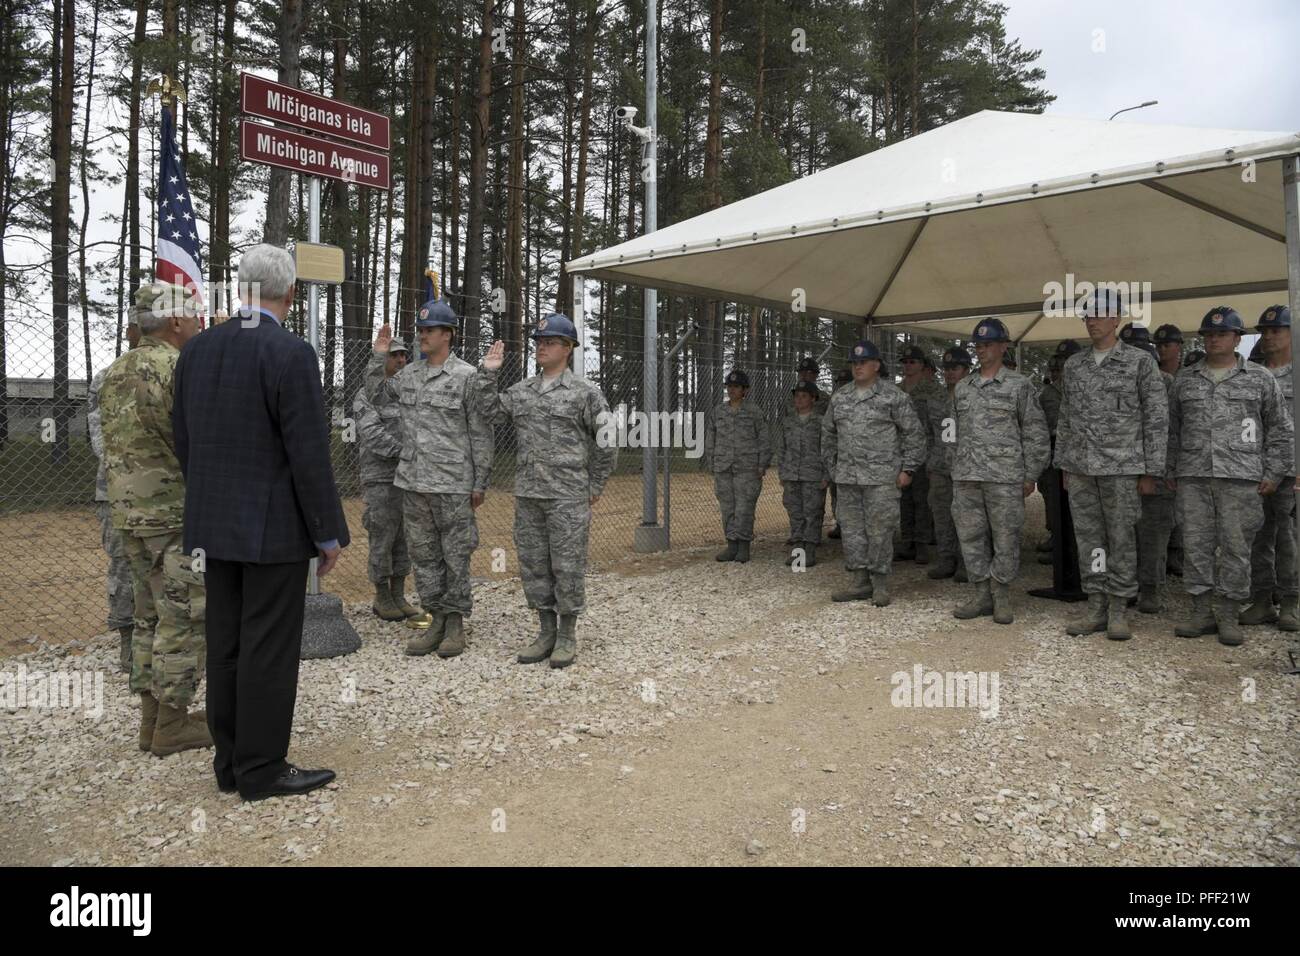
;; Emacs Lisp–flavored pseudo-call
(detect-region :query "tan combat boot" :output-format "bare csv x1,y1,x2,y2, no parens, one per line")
138,692,159,752
150,702,213,756
992,582,1014,625
405,609,448,656
831,569,873,602
1213,596,1244,646
437,613,466,658
1174,593,1216,637
389,575,423,618
953,580,994,620
1065,593,1108,636
871,573,891,607
371,579,407,621
1239,589,1277,626
1106,596,1133,641
518,609,558,664
549,614,578,669
1278,595,1300,632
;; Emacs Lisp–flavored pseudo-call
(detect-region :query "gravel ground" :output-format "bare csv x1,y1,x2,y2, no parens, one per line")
2,538,1297,866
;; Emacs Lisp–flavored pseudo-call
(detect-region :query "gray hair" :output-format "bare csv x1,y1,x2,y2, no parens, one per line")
238,244,297,308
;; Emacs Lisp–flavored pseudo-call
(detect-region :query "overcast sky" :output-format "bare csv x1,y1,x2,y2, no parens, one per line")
1003,0,1300,132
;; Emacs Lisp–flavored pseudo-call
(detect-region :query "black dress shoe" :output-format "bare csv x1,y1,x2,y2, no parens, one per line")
240,765,336,802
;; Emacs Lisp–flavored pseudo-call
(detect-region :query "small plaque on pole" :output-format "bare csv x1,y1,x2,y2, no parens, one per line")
295,242,345,284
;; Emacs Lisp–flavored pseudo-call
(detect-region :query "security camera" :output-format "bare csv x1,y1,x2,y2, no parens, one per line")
615,106,637,124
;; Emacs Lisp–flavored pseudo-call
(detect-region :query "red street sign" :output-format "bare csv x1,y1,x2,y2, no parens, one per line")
240,120,391,189
240,73,390,151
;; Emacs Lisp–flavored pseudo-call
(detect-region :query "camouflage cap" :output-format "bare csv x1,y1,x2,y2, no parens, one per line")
132,280,200,325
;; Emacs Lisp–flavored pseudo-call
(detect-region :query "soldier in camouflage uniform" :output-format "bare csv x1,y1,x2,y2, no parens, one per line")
774,381,829,567
1168,306,1294,646
897,345,945,565
477,314,616,668
1240,305,1299,631
823,340,926,606
786,357,831,417
950,319,1050,625
368,299,493,658
708,369,771,564
925,347,971,581
1054,299,1168,641
1129,337,1178,616
100,281,211,757
1036,340,1079,565
354,337,421,622
88,317,142,671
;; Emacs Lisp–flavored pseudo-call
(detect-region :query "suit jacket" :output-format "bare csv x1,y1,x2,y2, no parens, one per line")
173,312,350,564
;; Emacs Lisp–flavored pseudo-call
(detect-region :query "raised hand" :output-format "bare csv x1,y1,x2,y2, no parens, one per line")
483,340,505,371
375,322,392,354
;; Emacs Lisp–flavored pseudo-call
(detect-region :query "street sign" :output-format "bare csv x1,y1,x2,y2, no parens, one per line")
294,242,346,284
240,73,390,151
240,120,391,190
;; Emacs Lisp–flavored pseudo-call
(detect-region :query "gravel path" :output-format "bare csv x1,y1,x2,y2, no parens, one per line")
2,544,1297,866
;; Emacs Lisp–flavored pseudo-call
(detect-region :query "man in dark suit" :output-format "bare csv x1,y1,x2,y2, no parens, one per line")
173,243,349,801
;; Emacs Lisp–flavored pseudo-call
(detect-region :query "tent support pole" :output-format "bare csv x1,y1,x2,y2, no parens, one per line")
1284,155,1300,475
1144,180,1286,244
1013,312,1047,345
865,217,928,320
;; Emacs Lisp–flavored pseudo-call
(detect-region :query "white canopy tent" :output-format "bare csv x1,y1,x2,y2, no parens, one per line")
567,110,1299,344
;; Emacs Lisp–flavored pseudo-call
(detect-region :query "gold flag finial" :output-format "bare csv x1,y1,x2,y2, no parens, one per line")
145,75,188,107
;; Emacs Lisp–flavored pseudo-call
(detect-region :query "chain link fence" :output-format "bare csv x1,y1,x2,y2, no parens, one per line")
2,297,891,649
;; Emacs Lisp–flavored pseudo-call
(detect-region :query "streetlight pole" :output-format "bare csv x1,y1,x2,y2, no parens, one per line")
1108,100,1158,121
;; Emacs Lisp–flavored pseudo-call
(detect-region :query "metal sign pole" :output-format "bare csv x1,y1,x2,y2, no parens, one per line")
307,174,322,595
641,0,659,532
1284,155,1300,477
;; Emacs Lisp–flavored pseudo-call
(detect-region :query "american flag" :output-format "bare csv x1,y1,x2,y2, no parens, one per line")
155,104,205,309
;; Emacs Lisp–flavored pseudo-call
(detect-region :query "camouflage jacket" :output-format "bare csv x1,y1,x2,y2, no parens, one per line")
821,379,926,486
951,367,1050,484
99,336,185,532
87,367,110,502
773,411,828,483
475,367,617,500
902,374,947,453
366,350,493,495
706,400,771,473
926,384,959,476
1265,362,1295,477
353,383,403,486
1053,341,1168,478
1039,380,1063,436
1167,355,1293,484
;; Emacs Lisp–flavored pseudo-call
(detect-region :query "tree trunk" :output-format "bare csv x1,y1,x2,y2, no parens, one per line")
263,0,309,245
51,0,75,463
460,0,494,357
79,0,101,402
569,0,597,266
503,0,525,373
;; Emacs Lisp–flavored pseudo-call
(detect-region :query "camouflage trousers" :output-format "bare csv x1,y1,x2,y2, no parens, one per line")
1068,474,1141,598
361,482,411,584
781,480,826,544
1137,491,1176,593
96,502,135,630
714,467,763,542
927,470,959,562
952,481,1024,585
837,483,899,574
403,490,479,615
122,529,206,709
515,496,592,616
899,464,932,546
1176,477,1264,601
1249,480,1298,597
